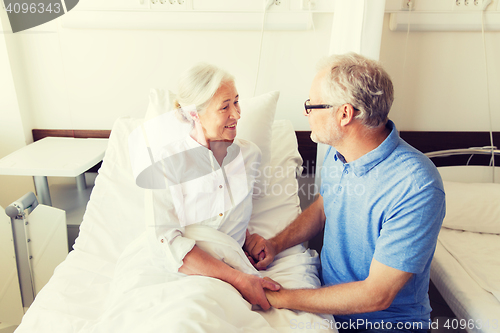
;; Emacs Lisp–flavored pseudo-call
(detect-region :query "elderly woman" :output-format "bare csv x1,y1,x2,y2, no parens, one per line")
135,63,280,311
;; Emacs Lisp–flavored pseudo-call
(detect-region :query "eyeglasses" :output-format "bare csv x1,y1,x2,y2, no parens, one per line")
304,99,360,115
304,99,333,115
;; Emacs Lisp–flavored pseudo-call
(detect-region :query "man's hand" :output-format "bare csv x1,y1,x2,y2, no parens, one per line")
232,273,281,311
244,230,277,270
262,259,413,315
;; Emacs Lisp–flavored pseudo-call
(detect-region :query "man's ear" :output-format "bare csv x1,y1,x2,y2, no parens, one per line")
339,104,356,127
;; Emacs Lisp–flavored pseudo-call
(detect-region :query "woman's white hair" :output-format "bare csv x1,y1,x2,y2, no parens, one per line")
317,53,394,128
174,63,234,123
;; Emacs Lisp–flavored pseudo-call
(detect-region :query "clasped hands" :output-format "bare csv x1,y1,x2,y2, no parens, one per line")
237,230,284,310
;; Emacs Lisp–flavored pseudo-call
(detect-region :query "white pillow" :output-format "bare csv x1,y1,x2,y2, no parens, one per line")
143,88,279,171
236,91,279,169
75,117,146,261
248,120,303,239
443,181,500,234
144,88,176,121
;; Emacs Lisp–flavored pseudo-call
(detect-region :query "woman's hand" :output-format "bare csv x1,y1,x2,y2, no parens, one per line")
180,246,280,310
244,230,277,270
263,277,285,309
232,272,280,311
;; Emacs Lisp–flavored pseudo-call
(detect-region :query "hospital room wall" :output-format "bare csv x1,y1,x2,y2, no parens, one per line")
7,13,334,133
1,12,500,206
0,10,36,209
380,15,500,132
6,13,500,134
0,13,335,208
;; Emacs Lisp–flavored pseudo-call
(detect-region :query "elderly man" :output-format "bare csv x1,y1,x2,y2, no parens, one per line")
245,53,445,332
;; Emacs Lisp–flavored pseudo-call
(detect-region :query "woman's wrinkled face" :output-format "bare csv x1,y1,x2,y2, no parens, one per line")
199,81,241,142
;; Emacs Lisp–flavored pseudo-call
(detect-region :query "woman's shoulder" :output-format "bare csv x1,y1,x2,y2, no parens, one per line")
158,136,195,157
234,138,262,157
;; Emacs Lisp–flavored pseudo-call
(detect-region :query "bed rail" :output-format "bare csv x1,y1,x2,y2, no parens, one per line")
425,147,500,159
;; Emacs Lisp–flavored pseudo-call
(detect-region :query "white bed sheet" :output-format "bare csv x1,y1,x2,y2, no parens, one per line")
431,231,500,333
431,166,500,333
438,229,500,302
15,118,336,333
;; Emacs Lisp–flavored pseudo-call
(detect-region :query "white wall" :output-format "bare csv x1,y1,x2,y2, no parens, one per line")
1,10,500,206
10,12,500,133
17,12,333,132
380,14,500,131
0,10,35,208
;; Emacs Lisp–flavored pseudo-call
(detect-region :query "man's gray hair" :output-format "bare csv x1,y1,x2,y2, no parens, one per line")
318,53,394,128
174,63,234,123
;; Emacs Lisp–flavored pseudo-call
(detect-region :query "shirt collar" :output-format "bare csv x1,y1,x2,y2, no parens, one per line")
334,120,400,177
186,135,238,150
186,134,203,150
186,135,239,161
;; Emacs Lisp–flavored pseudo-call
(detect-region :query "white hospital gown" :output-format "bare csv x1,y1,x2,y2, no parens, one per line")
145,135,262,272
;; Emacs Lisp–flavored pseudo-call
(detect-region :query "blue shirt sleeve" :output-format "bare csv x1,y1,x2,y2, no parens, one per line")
373,185,445,274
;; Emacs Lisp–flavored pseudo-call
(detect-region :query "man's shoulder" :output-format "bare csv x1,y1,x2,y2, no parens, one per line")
387,138,444,193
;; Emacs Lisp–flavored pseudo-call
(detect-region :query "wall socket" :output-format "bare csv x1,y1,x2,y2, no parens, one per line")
151,0,189,10
267,0,289,12
301,0,316,10
401,0,415,10
453,0,493,11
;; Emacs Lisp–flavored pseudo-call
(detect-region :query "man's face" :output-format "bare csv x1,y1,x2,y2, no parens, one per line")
307,69,343,147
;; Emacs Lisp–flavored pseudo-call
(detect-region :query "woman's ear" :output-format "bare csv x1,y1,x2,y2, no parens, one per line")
189,110,200,123
181,104,199,123
185,105,200,123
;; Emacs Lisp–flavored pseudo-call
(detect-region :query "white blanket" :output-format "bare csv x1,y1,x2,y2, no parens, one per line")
13,119,335,332
439,228,500,302
77,225,335,333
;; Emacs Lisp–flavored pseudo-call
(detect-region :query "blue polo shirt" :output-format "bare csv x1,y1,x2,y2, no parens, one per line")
320,120,445,328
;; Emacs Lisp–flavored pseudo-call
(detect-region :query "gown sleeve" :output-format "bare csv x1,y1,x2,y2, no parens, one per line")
145,153,196,273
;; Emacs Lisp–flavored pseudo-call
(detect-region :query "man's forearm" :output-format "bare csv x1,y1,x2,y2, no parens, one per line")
269,260,413,315
271,195,326,254
271,281,390,315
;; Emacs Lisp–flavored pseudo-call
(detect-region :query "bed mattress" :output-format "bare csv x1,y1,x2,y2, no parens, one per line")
431,228,500,333
14,117,336,333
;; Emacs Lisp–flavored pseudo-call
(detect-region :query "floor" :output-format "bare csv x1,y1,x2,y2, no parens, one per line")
47,172,97,250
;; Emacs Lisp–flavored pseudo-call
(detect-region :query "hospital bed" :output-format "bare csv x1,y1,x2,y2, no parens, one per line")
426,148,500,333
12,90,336,332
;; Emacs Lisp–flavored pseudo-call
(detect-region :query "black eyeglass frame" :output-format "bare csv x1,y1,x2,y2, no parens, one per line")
304,99,360,115
304,99,334,115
